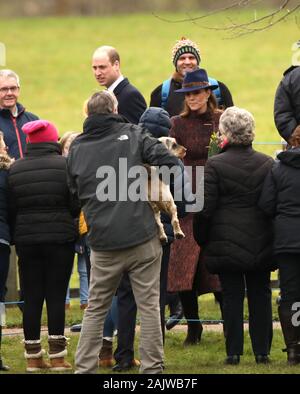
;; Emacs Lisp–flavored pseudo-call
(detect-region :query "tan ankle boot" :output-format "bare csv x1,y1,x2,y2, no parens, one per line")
48,335,72,371
98,338,114,368
49,356,72,371
24,340,50,372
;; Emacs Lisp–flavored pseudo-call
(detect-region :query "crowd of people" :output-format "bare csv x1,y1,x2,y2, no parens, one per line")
0,36,300,373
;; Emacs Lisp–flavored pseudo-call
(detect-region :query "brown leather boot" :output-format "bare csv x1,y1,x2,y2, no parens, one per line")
24,340,50,372
98,339,114,368
48,336,72,371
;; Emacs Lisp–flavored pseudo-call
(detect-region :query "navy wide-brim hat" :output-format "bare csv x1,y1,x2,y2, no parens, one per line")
175,68,218,93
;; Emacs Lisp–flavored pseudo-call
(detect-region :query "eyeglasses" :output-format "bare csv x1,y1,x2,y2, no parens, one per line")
0,86,19,94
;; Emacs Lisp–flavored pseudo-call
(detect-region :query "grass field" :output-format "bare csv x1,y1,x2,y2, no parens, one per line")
1,327,300,374
0,10,298,151
4,291,281,328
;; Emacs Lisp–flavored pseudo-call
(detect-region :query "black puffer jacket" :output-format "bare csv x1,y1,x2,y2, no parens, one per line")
193,145,274,273
8,142,79,245
259,147,300,255
274,65,300,141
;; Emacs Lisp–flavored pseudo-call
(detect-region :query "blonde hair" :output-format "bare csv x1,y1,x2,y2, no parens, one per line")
60,131,80,152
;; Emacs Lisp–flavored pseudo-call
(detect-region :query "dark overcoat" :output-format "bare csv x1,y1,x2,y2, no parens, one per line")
259,147,300,256
113,78,146,125
194,145,275,274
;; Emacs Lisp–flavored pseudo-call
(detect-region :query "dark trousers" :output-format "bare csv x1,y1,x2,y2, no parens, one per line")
114,244,169,362
219,271,273,356
17,243,74,340
277,254,300,303
0,244,10,302
114,272,137,363
179,261,223,326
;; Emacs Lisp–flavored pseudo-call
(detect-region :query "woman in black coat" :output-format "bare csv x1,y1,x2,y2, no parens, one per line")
193,106,274,364
259,129,300,365
8,120,79,372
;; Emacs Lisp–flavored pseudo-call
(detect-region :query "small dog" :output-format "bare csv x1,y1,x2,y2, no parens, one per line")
147,137,186,244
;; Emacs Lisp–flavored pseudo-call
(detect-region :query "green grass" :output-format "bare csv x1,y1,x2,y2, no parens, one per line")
4,291,281,328
1,329,300,374
0,293,289,374
0,11,297,148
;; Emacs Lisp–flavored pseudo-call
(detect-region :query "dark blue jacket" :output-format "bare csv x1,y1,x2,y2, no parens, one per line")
0,103,38,159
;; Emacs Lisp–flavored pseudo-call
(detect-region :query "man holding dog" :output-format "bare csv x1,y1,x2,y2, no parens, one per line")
68,90,180,373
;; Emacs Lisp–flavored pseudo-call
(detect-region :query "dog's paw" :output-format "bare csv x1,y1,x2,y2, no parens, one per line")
175,231,185,239
160,236,168,245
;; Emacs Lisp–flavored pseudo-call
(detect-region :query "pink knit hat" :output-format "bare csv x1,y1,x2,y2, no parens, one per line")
22,120,59,143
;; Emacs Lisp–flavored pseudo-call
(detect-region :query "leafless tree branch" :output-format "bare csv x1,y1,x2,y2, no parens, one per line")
152,0,252,23
153,0,300,38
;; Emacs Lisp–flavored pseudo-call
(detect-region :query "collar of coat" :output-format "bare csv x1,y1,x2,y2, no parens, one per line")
0,102,25,118
112,77,129,95
82,113,129,136
25,142,62,157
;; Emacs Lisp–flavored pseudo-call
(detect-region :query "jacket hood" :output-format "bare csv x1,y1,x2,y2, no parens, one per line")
139,107,171,138
278,147,300,168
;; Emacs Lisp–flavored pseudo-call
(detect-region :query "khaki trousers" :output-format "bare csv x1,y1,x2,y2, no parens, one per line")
75,236,163,374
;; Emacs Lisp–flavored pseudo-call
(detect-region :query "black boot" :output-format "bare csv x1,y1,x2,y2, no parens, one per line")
166,295,184,330
0,326,9,371
278,302,300,365
183,322,203,346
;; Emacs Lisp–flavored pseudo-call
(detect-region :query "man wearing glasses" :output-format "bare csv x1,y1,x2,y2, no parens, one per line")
0,69,38,159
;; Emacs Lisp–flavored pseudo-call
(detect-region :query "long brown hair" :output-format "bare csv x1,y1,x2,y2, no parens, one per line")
180,89,219,118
